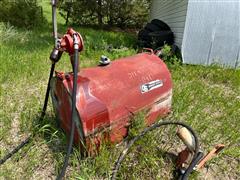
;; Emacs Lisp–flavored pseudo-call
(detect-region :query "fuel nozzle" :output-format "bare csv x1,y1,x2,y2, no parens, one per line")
177,127,196,152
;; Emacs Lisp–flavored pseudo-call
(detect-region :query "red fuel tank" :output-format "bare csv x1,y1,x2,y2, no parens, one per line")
51,52,172,152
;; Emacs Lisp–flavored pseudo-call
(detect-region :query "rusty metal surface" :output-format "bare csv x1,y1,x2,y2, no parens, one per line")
177,148,193,169
51,53,172,151
196,144,225,170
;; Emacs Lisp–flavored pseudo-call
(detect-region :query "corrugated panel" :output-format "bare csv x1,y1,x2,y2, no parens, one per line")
160,9,188,19
155,1,188,16
170,27,185,33
182,0,240,68
165,21,186,28
235,2,240,68
237,45,240,68
150,0,188,48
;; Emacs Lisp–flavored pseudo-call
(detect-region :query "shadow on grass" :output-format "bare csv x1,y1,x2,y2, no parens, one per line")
32,112,67,152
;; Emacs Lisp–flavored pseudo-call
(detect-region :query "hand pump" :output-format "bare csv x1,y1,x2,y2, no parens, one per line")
41,0,60,118
48,1,82,179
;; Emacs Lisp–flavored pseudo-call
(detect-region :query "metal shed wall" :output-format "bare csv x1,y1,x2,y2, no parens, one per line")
182,0,240,68
150,0,189,48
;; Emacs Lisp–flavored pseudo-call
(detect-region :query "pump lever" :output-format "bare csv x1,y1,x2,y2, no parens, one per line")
195,144,225,170
176,128,225,173
51,0,58,48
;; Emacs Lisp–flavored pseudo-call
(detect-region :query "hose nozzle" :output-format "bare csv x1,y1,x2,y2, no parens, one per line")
177,127,196,152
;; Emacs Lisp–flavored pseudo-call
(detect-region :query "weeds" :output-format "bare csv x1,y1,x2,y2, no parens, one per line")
0,23,29,44
159,44,182,65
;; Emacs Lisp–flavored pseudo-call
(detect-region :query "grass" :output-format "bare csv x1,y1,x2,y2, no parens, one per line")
1,2,240,180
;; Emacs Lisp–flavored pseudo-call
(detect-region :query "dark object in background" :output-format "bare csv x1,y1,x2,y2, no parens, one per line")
149,31,174,47
138,29,151,40
138,19,174,49
151,19,171,31
144,23,161,32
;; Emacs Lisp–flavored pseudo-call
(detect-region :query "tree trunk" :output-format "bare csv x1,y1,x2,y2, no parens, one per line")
97,0,103,27
108,0,114,26
65,10,70,25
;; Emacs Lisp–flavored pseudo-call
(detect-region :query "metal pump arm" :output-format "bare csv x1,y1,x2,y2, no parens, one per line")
52,0,58,48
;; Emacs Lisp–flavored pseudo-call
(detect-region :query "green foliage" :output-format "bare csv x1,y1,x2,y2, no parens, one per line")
160,44,182,65
128,111,146,138
104,0,151,28
0,22,31,45
0,0,45,29
58,0,151,28
161,44,172,58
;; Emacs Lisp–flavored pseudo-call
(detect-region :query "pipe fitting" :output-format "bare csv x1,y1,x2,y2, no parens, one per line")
60,28,84,55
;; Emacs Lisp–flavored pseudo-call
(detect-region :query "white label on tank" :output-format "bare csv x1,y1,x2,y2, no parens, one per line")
141,79,163,93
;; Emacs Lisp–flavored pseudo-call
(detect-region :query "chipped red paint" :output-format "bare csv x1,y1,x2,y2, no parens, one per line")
51,52,172,153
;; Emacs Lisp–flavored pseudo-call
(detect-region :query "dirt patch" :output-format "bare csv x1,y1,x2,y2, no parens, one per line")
31,151,56,180
203,80,237,98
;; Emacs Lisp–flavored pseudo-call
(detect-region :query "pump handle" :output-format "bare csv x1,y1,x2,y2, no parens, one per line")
51,0,58,48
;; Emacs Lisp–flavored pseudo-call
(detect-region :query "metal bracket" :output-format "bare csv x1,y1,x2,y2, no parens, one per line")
51,0,57,6
195,144,225,170
142,48,154,55
176,148,193,169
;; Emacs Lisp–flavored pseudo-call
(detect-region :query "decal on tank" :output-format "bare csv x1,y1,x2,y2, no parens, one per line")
141,79,163,93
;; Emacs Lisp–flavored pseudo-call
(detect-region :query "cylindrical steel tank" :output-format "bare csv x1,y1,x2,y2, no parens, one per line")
51,52,172,152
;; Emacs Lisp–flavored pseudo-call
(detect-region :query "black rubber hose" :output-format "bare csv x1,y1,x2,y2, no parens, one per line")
180,151,204,180
110,121,200,180
41,63,56,119
0,136,31,165
0,63,56,166
56,35,79,180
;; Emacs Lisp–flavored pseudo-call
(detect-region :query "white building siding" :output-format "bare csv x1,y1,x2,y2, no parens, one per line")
182,0,240,68
150,0,188,48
